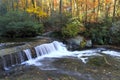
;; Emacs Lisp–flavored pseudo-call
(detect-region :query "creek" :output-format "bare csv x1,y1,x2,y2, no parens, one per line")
0,40,120,80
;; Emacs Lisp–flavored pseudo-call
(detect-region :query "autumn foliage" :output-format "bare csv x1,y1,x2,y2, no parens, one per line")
0,0,120,45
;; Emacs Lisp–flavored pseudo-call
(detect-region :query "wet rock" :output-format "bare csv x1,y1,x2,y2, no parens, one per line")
67,36,92,50
3,55,12,68
30,47,37,58
53,58,84,71
0,57,3,70
2,65,47,80
67,36,84,50
67,36,84,46
87,56,111,67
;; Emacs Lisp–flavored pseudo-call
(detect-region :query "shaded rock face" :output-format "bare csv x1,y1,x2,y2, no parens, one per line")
0,50,32,71
0,52,27,70
0,57,3,70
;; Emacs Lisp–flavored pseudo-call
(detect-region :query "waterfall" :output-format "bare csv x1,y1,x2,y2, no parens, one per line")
23,49,32,60
53,41,67,51
34,41,66,57
1,56,9,70
24,41,120,66
10,54,14,66
1,41,120,71
17,51,25,63
0,41,67,70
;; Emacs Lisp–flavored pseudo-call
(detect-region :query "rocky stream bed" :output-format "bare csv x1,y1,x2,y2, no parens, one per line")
0,38,120,80
0,55,120,80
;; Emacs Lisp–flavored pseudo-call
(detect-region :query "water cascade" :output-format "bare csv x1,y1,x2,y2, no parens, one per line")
23,49,32,60
23,41,120,66
34,41,67,57
0,41,120,70
1,56,8,70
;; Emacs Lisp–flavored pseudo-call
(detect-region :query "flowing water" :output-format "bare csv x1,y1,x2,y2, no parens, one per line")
0,41,120,80
21,41,120,66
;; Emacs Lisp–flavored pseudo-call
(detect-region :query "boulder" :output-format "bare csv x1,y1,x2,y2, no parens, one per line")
67,36,84,46
42,31,53,37
67,36,92,49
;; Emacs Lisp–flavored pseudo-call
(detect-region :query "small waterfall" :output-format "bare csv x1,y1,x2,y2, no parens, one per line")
34,41,67,57
34,42,56,57
53,41,67,51
0,41,66,71
23,49,32,60
1,41,120,71
25,41,120,66
10,54,14,66
18,51,25,63
1,56,9,70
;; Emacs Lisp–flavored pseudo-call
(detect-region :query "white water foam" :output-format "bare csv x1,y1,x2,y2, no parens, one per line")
23,49,32,60
23,41,120,66
102,50,120,57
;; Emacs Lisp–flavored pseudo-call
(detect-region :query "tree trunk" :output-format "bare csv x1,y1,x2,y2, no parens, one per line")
85,0,88,23
112,0,117,22
75,0,79,16
69,0,72,16
59,0,62,14
11,0,15,11
96,0,100,22
31,0,36,8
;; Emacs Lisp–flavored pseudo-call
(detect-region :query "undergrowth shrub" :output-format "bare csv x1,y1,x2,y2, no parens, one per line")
83,22,110,45
62,17,86,38
110,21,120,45
0,11,44,38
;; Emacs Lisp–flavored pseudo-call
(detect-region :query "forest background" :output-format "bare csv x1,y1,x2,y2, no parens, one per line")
0,0,120,46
